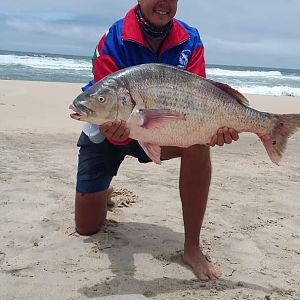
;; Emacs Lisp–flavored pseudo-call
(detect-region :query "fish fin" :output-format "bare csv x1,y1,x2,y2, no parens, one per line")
259,114,300,164
207,79,249,106
138,141,162,165
138,109,186,130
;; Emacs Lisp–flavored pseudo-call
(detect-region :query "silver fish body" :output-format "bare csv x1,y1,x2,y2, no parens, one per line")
70,63,300,164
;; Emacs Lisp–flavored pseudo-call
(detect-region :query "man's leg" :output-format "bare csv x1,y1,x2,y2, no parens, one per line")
161,145,220,280
106,186,115,207
75,190,109,236
75,132,122,236
179,145,220,280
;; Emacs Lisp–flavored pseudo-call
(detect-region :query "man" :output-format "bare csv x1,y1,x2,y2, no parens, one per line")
75,0,239,281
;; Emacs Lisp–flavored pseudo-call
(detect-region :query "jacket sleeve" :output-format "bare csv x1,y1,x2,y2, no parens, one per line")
93,33,120,83
186,31,206,78
93,33,132,145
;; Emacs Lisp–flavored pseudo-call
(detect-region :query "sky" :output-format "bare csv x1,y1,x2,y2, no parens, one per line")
0,0,300,69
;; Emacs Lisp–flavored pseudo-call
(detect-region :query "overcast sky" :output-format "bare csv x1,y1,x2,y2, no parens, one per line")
0,0,299,69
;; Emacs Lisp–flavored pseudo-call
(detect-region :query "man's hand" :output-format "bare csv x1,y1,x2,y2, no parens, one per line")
100,120,130,142
209,127,239,147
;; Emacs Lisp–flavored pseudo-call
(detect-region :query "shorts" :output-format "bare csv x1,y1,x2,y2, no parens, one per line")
76,132,151,194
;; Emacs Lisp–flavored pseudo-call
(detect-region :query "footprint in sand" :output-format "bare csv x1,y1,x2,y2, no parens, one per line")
109,188,139,211
0,251,5,265
154,250,184,266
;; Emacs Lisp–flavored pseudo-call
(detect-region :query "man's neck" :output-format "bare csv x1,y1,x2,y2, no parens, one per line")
144,34,165,54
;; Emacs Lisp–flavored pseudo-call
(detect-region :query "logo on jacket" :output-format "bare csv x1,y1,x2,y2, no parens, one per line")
178,49,191,69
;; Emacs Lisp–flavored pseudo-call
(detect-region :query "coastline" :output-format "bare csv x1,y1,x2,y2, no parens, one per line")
1,79,300,299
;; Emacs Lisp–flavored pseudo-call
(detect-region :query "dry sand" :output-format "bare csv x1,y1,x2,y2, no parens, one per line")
0,80,300,300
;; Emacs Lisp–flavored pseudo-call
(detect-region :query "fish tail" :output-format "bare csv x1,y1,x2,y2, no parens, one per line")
259,114,300,164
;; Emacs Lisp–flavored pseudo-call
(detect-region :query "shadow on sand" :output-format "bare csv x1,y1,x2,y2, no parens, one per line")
78,221,275,298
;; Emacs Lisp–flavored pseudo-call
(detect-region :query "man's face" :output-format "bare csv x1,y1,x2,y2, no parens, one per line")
138,0,178,28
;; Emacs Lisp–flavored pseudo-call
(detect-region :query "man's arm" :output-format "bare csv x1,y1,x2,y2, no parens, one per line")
93,34,132,144
93,34,119,83
186,44,206,78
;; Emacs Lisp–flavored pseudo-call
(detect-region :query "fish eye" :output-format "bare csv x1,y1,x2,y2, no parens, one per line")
99,96,106,103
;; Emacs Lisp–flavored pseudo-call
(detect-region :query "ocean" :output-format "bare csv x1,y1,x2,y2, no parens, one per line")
1,49,300,97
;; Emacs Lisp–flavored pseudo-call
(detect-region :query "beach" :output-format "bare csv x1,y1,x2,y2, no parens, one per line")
0,79,300,299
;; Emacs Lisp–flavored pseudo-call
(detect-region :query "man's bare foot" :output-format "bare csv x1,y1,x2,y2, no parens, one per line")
106,186,115,207
183,246,221,281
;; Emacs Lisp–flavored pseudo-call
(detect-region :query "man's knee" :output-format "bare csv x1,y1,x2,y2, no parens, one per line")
161,146,183,160
183,144,210,161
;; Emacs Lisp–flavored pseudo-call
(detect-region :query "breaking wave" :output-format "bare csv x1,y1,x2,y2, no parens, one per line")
0,53,91,71
235,85,300,97
1,50,300,97
207,65,300,97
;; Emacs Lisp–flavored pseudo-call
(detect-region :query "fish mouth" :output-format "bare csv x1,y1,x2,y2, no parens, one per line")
69,103,94,121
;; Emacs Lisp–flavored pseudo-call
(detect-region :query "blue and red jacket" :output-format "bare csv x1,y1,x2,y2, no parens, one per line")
90,5,206,144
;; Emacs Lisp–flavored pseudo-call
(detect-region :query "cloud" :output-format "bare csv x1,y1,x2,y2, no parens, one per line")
6,17,99,40
0,11,108,54
0,0,299,68
206,37,300,58
0,11,74,21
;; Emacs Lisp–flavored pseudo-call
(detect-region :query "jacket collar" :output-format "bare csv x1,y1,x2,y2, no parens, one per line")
122,5,190,53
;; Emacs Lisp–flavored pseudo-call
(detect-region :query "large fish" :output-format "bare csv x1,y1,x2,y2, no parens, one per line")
70,63,300,165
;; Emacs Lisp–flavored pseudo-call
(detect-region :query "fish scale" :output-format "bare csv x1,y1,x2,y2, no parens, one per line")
126,67,262,145
70,63,300,164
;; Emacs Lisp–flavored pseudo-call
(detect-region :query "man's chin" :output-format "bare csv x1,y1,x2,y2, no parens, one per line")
151,16,171,27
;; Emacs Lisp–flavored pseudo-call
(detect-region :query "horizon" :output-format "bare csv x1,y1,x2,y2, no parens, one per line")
1,48,300,72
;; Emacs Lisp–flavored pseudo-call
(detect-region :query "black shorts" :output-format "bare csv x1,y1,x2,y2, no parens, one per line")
76,132,151,194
